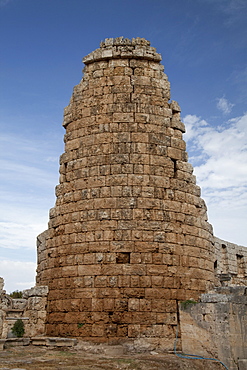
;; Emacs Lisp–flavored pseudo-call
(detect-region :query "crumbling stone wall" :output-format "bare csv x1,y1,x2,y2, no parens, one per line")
22,286,48,337
214,237,247,286
177,237,247,369
0,278,48,339
36,37,216,349
179,286,247,370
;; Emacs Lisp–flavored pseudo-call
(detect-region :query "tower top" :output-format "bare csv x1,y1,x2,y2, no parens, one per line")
83,37,162,64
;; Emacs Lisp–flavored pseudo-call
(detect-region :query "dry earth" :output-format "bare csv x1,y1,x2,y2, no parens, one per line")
0,345,225,370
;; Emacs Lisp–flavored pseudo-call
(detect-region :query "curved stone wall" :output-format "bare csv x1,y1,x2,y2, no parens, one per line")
36,37,215,348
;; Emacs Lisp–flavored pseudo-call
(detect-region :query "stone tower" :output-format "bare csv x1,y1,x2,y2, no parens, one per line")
36,37,215,349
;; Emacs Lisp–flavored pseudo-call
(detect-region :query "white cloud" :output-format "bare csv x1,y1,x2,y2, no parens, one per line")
216,97,235,114
0,260,36,293
0,220,46,250
0,159,58,190
0,131,57,287
202,0,247,25
0,0,12,7
184,112,247,246
223,0,247,20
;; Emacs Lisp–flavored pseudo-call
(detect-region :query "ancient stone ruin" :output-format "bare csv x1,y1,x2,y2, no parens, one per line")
36,37,216,345
1,38,247,369
0,282,48,349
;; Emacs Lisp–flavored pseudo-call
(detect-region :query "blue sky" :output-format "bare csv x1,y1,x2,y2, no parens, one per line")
0,0,246,292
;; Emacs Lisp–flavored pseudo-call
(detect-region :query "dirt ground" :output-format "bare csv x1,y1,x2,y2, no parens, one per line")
0,344,225,370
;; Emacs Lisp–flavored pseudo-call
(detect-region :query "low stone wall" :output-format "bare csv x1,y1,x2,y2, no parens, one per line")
179,286,247,370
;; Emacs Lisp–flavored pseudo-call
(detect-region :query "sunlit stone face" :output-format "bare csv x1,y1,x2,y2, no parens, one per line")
36,38,215,348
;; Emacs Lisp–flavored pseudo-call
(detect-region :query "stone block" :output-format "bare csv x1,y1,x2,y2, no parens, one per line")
103,298,115,311
128,324,141,338
78,265,101,276
238,360,247,370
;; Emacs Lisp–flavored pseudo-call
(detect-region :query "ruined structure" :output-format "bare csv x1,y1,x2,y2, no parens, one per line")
1,38,246,369
0,282,48,342
36,37,216,347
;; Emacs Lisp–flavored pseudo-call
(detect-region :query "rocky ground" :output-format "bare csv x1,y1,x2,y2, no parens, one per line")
0,344,225,370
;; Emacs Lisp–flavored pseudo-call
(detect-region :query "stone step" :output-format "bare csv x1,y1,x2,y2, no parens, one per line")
6,317,29,320
0,337,77,350
31,337,77,347
3,338,30,348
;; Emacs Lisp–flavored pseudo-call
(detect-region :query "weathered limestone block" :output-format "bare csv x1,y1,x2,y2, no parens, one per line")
11,299,26,310
239,359,247,370
180,287,247,370
0,277,48,340
23,286,48,338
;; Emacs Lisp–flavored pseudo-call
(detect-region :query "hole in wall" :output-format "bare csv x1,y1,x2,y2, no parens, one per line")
171,158,177,177
116,252,130,264
237,254,245,276
214,260,217,270
237,254,243,260
221,244,229,274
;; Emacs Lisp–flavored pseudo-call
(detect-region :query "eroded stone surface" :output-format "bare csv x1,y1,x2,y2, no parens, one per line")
36,38,215,349
0,281,48,339
180,286,247,370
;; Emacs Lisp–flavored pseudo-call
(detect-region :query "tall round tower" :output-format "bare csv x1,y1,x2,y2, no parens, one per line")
36,37,215,349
